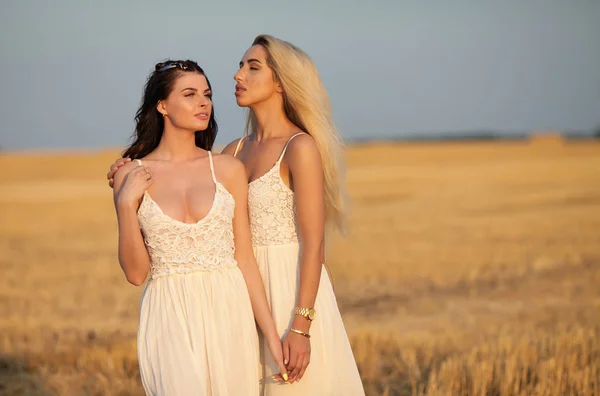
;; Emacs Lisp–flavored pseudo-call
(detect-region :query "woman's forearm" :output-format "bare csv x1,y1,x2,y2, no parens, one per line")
296,246,323,310
291,243,323,332
237,261,280,340
116,201,150,285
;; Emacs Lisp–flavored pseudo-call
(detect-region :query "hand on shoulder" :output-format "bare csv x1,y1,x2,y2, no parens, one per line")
113,159,144,188
113,159,154,209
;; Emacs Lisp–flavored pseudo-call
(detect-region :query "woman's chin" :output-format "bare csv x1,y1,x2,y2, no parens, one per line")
190,121,210,132
235,97,249,108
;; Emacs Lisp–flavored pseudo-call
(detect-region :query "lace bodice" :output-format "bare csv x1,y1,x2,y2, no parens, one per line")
248,164,298,246
238,133,304,247
136,154,238,279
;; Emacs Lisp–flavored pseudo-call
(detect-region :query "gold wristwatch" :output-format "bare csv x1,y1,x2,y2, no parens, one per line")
294,307,316,321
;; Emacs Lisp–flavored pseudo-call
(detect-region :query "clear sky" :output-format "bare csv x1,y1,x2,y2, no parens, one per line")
1,0,599,150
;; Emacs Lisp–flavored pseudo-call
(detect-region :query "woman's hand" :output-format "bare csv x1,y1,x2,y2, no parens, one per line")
266,334,290,383
282,322,311,383
115,164,153,209
107,157,132,188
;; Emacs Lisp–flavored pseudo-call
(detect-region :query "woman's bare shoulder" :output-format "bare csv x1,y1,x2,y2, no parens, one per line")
211,153,246,182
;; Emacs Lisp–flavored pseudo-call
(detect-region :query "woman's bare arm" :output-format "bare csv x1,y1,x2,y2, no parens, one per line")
112,161,152,285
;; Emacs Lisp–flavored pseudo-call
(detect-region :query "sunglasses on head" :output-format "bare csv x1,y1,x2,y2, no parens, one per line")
156,61,190,72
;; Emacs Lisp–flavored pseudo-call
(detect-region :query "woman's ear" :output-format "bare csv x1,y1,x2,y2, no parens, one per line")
156,100,167,117
275,81,284,94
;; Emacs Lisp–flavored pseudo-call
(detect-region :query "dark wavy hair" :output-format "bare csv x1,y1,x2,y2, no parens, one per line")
123,60,218,159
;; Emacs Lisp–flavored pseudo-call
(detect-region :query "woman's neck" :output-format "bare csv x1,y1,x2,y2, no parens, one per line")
153,124,200,161
250,96,297,141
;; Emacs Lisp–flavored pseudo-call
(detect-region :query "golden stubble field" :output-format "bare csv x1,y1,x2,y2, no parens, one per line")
1,139,599,395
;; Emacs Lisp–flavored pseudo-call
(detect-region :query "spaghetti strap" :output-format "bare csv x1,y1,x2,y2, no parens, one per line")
276,133,306,163
207,152,217,184
136,159,143,166
233,137,246,157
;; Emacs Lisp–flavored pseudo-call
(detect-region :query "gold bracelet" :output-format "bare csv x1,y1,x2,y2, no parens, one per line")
289,328,311,338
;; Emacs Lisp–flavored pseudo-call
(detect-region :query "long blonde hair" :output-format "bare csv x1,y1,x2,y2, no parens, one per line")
245,34,347,233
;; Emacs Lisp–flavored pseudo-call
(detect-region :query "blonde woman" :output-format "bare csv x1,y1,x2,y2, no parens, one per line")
222,35,364,395
107,36,364,395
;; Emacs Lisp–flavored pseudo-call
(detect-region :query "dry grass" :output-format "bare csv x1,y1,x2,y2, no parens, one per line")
1,140,599,395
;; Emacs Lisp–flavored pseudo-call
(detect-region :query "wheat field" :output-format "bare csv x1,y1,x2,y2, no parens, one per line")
1,140,599,395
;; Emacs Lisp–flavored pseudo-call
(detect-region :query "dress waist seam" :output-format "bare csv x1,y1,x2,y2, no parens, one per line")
252,241,299,248
150,263,238,279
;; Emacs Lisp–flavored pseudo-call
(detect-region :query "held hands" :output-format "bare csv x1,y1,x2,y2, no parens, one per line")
116,163,153,209
282,317,311,383
265,334,289,383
